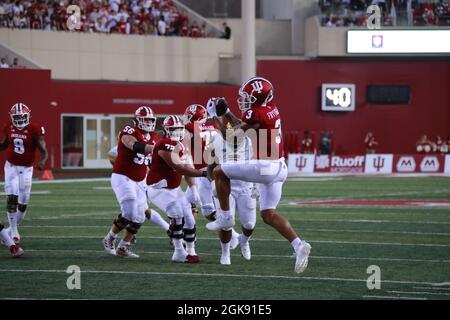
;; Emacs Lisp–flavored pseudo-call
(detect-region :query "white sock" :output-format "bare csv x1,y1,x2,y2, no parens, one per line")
149,209,169,231
231,228,239,238
185,241,196,255
7,212,18,235
240,234,251,244
173,238,184,250
221,241,230,256
118,240,130,248
108,230,118,239
17,210,26,225
0,228,15,247
220,209,232,220
291,238,302,251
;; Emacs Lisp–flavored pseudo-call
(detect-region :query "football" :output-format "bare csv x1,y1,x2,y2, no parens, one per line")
215,97,229,116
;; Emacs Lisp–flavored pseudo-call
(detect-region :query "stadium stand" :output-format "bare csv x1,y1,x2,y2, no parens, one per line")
0,0,222,37
319,0,450,27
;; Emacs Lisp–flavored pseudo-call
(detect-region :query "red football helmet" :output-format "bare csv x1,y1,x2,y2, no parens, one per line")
183,104,207,124
163,115,185,142
134,106,156,132
10,103,31,129
237,76,274,111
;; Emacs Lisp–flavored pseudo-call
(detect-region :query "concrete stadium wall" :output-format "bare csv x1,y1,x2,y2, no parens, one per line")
210,18,292,56
0,28,233,82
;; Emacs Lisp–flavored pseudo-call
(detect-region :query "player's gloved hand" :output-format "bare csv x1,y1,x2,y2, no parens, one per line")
36,160,46,171
190,185,202,208
206,98,217,117
250,183,259,199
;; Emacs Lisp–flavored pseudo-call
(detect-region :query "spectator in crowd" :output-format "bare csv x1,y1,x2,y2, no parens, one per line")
300,130,314,154
364,131,378,154
0,0,221,38
221,21,231,39
157,14,166,35
0,57,9,68
190,20,200,38
10,57,25,68
416,134,433,153
319,130,333,155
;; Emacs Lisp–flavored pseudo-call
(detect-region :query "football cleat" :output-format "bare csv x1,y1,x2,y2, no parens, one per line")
230,229,239,250
294,241,312,273
239,235,251,260
206,215,235,231
220,254,231,265
10,244,24,258
102,235,117,256
116,245,139,258
186,254,200,263
172,249,189,263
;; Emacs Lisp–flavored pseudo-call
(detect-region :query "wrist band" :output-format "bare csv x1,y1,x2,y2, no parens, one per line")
133,141,146,154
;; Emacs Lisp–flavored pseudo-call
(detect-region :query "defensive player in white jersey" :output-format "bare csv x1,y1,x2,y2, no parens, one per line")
206,76,312,273
107,145,170,239
207,125,257,265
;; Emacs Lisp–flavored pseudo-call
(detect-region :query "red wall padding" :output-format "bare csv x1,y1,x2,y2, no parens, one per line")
257,59,450,154
1,59,449,169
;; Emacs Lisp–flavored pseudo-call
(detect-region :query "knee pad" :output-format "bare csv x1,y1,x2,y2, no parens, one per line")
126,222,142,235
113,214,130,230
18,204,27,213
6,195,18,213
183,226,196,243
241,221,255,231
168,217,184,239
166,201,183,219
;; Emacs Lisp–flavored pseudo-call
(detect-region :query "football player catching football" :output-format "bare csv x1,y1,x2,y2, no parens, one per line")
102,106,157,258
0,103,48,257
206,76,312,273
207,121,257,265
146,115,208,263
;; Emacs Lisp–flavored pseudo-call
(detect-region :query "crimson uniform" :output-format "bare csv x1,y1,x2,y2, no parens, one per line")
184,120,218,218
147,137,185,189
3,122,45,206
111,125,156,224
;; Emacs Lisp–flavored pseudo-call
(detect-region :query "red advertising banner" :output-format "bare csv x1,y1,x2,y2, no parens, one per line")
314,155,366,173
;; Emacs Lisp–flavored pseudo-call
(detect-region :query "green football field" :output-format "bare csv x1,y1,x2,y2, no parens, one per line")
0,176,449,300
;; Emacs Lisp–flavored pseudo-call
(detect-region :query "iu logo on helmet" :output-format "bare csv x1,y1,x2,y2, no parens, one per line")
251,81,264,94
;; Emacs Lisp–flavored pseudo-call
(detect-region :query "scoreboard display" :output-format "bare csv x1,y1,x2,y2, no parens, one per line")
321,83,356,111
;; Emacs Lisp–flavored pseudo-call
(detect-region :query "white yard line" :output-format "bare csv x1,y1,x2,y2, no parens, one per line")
24,249,450,264
0,191,51,195
19,225,450,237
20,235,450,247
0,178,110,185
0,268,444,286
413,287,450,291
362,295,427,300
388,290,450,296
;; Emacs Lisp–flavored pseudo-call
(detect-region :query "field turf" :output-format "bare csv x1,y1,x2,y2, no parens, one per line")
0,176,449,300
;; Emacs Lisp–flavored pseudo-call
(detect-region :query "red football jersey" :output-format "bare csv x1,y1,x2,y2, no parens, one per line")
185,121,217,169
112,125,157,182
2,122,45,167
241,104,283,160
147,137,186,189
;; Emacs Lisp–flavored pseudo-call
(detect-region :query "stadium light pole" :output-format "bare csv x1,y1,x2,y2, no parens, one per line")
241,0,256,83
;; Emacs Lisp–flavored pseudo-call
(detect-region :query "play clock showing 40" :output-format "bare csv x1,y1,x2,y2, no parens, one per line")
321,83,356,111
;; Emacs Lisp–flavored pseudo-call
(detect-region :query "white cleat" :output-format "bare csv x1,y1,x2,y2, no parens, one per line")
116,245,139,258
230,230,239,250
220,254,231,265
206,215,235,231
172,249,189,263
102,236,117,256
239,235,251,260
295,241,312,273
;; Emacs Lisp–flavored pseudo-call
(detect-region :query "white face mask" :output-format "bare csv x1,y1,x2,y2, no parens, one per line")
137,117,156,132
11,113,30,129
166,127,185,142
